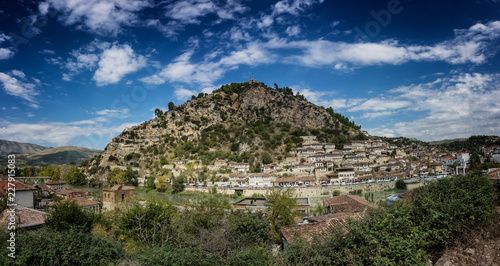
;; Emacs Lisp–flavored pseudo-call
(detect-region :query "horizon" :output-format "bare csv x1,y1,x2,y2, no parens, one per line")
1,0,500,150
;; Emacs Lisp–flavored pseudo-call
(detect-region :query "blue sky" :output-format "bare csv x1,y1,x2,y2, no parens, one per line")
0,0,499,150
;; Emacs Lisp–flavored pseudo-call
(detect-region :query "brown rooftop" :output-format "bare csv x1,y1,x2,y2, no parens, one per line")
323,195,377,214
280,213,362,244
0,208,47,230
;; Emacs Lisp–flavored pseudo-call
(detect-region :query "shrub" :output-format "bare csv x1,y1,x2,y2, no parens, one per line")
395,178,406,189
283,173,496,264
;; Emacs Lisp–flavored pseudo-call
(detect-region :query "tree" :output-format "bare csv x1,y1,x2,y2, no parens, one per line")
265,188,298,240
146,176,156,189
62,166,87,185
168,101,175,110
123,166,139,186
46,200,96,232
261,152,273,165
119,199,177,247
155,108,163,117
172,176,185,194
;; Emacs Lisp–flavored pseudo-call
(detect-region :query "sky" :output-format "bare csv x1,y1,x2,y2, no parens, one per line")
0,0,499,150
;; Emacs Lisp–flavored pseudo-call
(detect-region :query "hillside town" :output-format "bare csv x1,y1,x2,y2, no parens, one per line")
157,136,500,189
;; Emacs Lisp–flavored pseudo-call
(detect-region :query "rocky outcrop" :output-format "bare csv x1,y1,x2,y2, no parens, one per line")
84,80,363,181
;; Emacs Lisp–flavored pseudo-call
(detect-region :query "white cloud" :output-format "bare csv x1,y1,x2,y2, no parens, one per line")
94,108,129,117
174,87,198,101
361,73,500,141
273,0,324,16
40,0,152,35
143,43,273,85
165,0,248,24
264,21,500,68
40,49,56,55
0,71,39,108
0,48,14,60
0,33,14,60
0,119,140,148
140,74,165,85
154,0,248,37
11,70,26,79
348,98,412,112
285,25,301,37
93,44,147,86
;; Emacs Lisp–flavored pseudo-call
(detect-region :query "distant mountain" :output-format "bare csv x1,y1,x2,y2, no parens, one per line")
428,138,469,145
83,80,366,180
0,139,52,157
15,146,103,166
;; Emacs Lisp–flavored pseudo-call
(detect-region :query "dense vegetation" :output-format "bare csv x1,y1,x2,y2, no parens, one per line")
281,173,497,265
0,173,497,265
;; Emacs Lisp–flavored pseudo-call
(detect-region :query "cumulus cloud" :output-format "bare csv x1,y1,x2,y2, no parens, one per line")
39,0,152,35
0,48,14,60
93,44,147,86
359,73,500,141
142,43,273,85
61,41,145,85
0,71,39,108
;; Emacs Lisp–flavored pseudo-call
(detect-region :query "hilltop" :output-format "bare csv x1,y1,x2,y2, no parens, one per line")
0,139,51,157
84,80,366,181
0,145,102,168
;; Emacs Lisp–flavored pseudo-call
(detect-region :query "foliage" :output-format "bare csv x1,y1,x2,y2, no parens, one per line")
0,229,123,266
261,152,273,164
107,167,138,186
395,178,407,189
62,165,87,185
281,173,496,265
145,176,156,189
172,175,185,194
168,101,175,110
119,199,177,248
155,108,163,117
38,165,61,180
265,188,298,240
46,200,98,232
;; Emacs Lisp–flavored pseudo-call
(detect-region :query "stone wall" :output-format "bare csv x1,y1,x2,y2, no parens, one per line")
186,182,396,198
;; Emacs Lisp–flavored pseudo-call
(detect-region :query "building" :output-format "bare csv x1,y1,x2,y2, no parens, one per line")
50,197,100,213
45,180,67,191
280,213,362,250
102,185,136,211
0,180,36,208
0,207,47,231
232,197,310,215
247,173,275,187
55,187,91,199
323,195,376,214
228,162,250,173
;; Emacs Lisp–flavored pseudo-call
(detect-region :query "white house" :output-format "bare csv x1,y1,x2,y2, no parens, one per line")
247,173,275,187
0,180,36,208
229,162,250,173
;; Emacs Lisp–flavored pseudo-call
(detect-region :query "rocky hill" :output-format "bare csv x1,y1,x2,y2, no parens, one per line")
0,139,51,157
84,80,366,181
